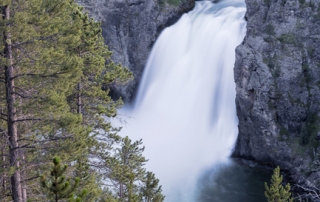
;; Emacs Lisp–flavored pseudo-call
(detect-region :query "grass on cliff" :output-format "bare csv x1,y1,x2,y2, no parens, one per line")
159,0,180,7
167,0,180,6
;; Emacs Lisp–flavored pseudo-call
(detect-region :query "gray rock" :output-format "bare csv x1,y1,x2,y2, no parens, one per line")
233,0,320,197
76,0,195,102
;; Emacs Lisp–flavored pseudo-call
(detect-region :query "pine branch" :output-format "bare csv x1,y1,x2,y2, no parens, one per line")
12,34,58,48
16,144,36,149
11,71,67,80
14,117,42,122
0,112,7,117
20,176,40,183
18,136,73,143
12,92,33,99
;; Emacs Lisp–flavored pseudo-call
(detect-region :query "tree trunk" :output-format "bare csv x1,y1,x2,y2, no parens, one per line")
2,146,7,201
21,153,27,202
3,5,23,202
120,183,123,199
77,82,82,114
21,186,27,202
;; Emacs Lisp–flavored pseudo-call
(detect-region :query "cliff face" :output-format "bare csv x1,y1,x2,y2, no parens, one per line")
234,0,320,188
76,0,195,101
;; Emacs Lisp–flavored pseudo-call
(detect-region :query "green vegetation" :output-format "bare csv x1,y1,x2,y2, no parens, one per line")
277,34,296,45
0,0,163,201
263,56,276,69
300,114,320,146
299,0,306,5
159,0,181,7
300,64,311,89
264,36,274,42
316,80,320,89
263,55,281,78
141,172,165,202
314,5,320,21
265,24,275,35
167,0,180,6
41,157,85,202
274,66,281,77
265,166,293,202
268,100,277,110
279,126,289,141
107,137,165,201
264,0,272,7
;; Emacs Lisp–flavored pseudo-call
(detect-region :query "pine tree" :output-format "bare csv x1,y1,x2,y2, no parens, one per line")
107,137,147,200
105,137,164,201
0,0,84,200
71,158,103,202
265,166,293,202
41,156,81,202
0,1,164,202
68,4,133,157
141,172,165,202
68,4,132,124
64,5,133,201
98,188,119,202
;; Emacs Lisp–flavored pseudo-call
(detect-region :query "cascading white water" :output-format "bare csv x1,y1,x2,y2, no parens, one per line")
116,0,246,201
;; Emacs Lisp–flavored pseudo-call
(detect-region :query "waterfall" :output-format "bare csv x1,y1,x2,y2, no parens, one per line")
116,0,246,201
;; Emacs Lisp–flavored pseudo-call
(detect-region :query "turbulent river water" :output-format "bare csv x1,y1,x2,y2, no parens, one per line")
114,0,271,201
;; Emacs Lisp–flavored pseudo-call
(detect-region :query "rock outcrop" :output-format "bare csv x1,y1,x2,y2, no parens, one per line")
76,0,195,101
233,0,320,194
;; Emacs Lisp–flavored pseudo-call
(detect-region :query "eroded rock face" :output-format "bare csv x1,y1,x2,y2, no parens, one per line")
76,0,195,101
233,0,320,193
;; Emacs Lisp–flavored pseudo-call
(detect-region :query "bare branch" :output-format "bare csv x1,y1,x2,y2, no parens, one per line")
294,181,320,201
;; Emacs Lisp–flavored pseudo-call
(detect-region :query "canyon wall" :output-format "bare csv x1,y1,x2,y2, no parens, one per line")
233,0,320,192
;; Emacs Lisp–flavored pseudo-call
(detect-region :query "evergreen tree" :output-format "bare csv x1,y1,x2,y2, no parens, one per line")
105,137,164,201
70,158,104,202
0,1,164,202
98,188,119,202
41,156,81,202
68,4,132,124
0,0,85,200
265,166,293,202
65,5,133,201
107,137,147,200
141,172,165,202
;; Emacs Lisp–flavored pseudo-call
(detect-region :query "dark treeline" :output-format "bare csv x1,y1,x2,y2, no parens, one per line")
0,0,164,201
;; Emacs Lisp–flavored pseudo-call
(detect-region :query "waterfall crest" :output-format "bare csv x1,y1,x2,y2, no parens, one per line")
116,1,246,201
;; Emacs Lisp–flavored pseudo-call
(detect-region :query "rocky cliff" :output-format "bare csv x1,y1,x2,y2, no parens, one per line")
233,0,320,194
76,0,195,101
